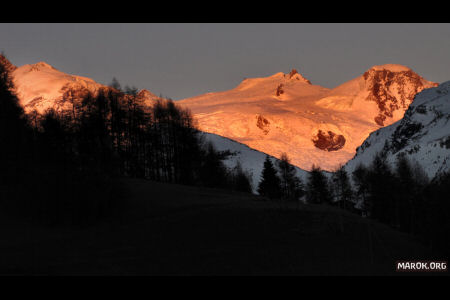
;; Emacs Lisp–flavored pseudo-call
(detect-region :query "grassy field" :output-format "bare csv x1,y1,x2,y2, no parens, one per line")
0,178,434,275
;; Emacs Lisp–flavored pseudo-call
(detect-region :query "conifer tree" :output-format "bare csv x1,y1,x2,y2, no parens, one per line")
258,156,282,199
0,54,30,188
367,153,396,224
352,164,370,215
277,153,304,201
231,161,253,193
306,165,331,204
332,165,353,210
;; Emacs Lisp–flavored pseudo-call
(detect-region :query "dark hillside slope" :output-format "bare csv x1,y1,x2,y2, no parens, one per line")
0,179,433,275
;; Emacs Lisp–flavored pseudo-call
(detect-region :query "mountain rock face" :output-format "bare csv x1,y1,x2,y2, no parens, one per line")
344,81,450,180
179,65,437,171
10,61,159,113
312,130,346,152
363,65,435,126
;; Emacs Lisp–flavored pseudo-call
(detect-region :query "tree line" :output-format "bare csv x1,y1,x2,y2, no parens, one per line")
352,153,450,256
0,55,252,225
257,148,449,256
257,153,304,201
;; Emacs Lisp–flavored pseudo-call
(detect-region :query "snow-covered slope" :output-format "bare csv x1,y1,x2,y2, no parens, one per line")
12,62,104,112
11,61,159,113
179,66,437,171
201,132,309,191
344,81,450,180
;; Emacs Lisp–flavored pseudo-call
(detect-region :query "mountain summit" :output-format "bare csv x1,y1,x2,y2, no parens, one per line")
344,80,450,180
11,61,160,113
12,61,104,113
179,65,437,171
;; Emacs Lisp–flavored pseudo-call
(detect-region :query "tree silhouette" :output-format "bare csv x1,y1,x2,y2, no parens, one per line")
306,165,331,204
258,156,282,200
0,54,31,198
277,153,304,201
230,161,253,193
423,171,450,256
394,155,429,234
331,165,353,210
352,164,370,215
350,151,449,256
367,153,396,224
198,142,229,188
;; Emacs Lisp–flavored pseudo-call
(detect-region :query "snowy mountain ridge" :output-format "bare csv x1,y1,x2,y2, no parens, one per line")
10,60,159,113
5,58,443,179
179,64,437,171
344,81,450,180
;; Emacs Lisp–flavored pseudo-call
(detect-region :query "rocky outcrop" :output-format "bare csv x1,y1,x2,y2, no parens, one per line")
289,69,299,79
363,67,438,126
312,130,346,151
285,69,311,84
256,115,270,135
276,84,284,97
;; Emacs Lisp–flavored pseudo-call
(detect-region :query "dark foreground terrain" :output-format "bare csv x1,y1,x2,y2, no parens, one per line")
0,179,435,275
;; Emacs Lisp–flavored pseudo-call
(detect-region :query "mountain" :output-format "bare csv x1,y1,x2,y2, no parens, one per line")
178,65,437,171
6,58,440,179
344,81,450,180
10,61,159,113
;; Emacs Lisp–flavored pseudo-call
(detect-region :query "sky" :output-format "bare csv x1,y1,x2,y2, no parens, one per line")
1,23,450,100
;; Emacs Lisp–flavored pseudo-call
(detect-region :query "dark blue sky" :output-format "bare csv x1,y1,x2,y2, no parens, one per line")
1,23,450,99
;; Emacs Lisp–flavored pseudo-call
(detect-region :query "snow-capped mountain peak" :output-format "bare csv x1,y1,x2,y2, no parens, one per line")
361,64,438,126
179,65,437,171
316,64,437,126
344,80,450,180
235,69,313,94
369,64,412,72
27,61,58,72
286,69,311,84
11,61,103,112
9,61,161,114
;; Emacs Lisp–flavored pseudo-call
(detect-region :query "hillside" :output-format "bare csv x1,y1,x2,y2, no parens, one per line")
0,178,432,275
